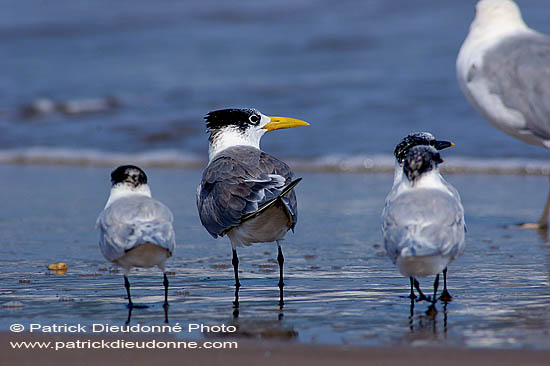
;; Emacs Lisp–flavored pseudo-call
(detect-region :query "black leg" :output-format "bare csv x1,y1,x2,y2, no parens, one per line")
413,278,430,302
439,267,452,302
163,273,169,307
124,275,133,308
232,248,240,309
233,285,240,309
408,277,417,299
232,249,241,288
432,273,440,305
277,244,284,288
277,243,284,308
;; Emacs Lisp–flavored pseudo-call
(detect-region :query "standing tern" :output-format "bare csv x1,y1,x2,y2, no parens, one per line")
382,146,465,303
96,165,176,308
197,108,308,306
457,0,550,229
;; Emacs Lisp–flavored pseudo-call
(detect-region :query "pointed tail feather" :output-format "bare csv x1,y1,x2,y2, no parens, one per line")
240,178,302,223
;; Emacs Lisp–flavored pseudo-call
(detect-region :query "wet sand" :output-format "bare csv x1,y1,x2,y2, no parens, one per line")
3,332,550,366
1,164,550,351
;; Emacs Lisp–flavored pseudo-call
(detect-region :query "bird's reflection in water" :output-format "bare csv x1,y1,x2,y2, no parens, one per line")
408,299,448,336
232,286,240,318
164,303,169,324
124,303,170,325
126,306,132,325
226,288,294,340
232,285,284,320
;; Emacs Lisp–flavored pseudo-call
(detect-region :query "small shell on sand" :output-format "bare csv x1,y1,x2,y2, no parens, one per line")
48,262,67,270
48,262,68,274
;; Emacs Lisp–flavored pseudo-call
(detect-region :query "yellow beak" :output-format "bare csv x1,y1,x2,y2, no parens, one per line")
263,116,310,132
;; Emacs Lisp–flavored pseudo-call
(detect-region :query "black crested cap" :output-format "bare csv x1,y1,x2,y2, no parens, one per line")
394,132,452,164
111,165,147,187
403,145,443,183
204,108,262,132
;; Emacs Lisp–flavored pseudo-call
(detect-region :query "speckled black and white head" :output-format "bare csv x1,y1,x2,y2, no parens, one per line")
111,165,148,188
204,108,309,161
394,132,453,165
403,146,444,184
104,165,152,209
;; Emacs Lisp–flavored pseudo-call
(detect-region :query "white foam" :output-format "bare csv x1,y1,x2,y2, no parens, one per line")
0,147,205,168
0,147,549,175
288,154,550,175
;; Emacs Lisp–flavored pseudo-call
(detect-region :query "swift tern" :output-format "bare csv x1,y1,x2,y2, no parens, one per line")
382,146,465,303
96,165,176,308
457,0,550,229
197,108,308,306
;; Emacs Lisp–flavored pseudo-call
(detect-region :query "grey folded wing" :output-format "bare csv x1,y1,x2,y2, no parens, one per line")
197,146,298,238
481,33,550,142
382,189,465,263
96,196,176,262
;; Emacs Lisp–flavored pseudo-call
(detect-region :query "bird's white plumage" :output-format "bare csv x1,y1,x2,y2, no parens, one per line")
208,113,271,161
96,183,175,272
227,201,291,247
457,0,550,148
382,162,465,278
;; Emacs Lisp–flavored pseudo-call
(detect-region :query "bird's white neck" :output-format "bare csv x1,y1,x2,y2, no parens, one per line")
463,0,530,53
104,184,152,209
392,160,404,188
407,169,448,192
208,126,266,162
457,0,532,81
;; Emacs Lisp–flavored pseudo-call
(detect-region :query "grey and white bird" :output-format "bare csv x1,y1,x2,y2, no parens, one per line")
382,146,465,303
457,0,550,229
197,108,308,306
97,165,176,308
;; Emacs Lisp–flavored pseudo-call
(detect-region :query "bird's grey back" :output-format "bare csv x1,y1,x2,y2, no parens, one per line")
382,189,465,262
482,33,550,142
197,146,297,238
97,195,175,261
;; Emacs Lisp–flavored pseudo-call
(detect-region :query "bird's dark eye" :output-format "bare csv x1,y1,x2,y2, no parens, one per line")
249,114,260,125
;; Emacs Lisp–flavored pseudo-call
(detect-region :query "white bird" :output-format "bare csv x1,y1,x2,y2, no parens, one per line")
96,165,176,308
196,108,308,306
382,146,466,303
457,0,550,229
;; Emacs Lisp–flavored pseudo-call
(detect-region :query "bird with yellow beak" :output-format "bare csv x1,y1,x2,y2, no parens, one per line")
197,108,309,308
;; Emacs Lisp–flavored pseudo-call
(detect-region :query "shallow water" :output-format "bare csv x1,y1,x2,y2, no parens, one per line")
1,0,550,163
1,165,550,349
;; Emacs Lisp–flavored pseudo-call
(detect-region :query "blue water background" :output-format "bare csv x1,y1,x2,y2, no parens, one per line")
1,0,550,162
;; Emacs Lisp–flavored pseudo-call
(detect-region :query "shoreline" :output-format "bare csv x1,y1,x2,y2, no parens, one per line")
0,154,549,176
